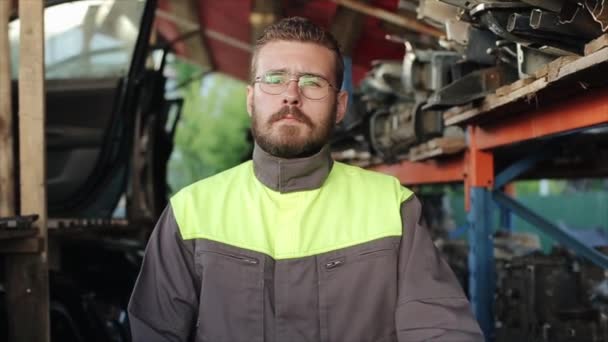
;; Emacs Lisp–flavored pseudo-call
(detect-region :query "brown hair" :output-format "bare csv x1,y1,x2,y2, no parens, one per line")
251,17,344,88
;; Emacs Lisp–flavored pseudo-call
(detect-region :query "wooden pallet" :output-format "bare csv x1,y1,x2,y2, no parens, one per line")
443,34,608,126
409,137,466,161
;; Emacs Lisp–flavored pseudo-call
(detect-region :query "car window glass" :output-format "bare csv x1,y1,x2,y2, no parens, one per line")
9,0,146,79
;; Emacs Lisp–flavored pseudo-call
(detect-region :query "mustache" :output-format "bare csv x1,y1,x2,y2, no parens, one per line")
269,106,313,127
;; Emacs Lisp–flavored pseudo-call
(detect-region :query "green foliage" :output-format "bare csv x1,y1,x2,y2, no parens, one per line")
168,63,251,195
515,179,588,195
514,180,540,195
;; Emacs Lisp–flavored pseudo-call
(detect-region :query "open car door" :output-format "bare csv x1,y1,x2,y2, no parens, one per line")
10,0,169,220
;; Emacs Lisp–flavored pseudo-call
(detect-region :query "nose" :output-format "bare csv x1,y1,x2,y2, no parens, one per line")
282,80,301,106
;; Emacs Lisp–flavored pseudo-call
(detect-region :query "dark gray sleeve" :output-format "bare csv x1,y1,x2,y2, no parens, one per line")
128,204,200,342
396,195,484,341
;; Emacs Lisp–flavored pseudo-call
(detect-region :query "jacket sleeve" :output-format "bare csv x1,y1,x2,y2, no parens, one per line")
396,194,484,341
128,204,200,342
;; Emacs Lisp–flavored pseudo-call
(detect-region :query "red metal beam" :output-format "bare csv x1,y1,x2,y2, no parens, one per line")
369,156,465,185
465,126,495,211
467,126,494,188
474,87,608,150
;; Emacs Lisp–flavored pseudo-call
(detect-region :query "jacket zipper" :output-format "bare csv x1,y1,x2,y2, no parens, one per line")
205,251,259,265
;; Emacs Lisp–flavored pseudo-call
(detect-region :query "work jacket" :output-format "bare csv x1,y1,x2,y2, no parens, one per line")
128,144,484,342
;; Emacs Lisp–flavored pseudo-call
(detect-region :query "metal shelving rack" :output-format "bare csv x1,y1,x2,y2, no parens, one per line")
371,36,608,340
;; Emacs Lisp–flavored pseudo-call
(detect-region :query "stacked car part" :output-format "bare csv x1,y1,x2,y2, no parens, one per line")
334,0,606,164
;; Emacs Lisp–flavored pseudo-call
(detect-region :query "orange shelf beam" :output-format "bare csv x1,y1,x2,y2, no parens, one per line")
371,87,608,185
474,87,608,150
369,157,465,185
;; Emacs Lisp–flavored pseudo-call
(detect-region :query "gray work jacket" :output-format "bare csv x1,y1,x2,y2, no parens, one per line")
128,144,484,342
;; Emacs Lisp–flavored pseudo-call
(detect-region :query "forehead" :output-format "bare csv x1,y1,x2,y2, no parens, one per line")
255,41,335,79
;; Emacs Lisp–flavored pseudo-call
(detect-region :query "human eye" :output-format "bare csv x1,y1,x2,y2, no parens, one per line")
263,72,286,85
299,75,324,88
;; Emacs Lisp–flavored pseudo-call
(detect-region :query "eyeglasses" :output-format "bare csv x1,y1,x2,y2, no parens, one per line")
253,71,339,100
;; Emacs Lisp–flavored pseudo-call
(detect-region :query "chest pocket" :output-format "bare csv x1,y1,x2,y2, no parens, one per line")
318,238,400,342
195,244,265,342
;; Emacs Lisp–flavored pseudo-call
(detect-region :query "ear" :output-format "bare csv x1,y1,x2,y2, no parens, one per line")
246,85,254,117
335,90,348,124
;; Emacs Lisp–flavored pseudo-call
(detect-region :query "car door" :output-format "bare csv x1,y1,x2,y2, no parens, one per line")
9,0,155,218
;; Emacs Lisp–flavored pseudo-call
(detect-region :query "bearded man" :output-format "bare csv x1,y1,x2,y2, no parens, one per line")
128,17,484,342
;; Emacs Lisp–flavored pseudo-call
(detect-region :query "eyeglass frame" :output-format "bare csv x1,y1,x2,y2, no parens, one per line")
252,70,341,100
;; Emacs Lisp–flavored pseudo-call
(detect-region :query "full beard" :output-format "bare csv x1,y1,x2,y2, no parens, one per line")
251,103,337,159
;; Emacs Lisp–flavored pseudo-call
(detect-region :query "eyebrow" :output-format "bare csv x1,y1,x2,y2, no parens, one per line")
265,68,288,74
264,69,329,80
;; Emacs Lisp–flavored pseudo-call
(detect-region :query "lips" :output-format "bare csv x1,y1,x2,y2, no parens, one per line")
269,107,313,126
278,114,301,122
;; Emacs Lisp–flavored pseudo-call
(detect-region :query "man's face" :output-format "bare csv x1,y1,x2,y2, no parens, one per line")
247,41,348,158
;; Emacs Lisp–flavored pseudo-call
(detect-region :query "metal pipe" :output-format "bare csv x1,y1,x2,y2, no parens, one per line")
529,9,580,36
330,0,444,38
492,191,608,270
507,12,532,34
156,9,253,52
156,8,199,31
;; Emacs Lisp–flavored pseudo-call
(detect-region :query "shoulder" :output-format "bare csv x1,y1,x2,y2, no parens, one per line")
171,161,252,203
169,161,252,234
333,161,397,183
332,161,414,202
